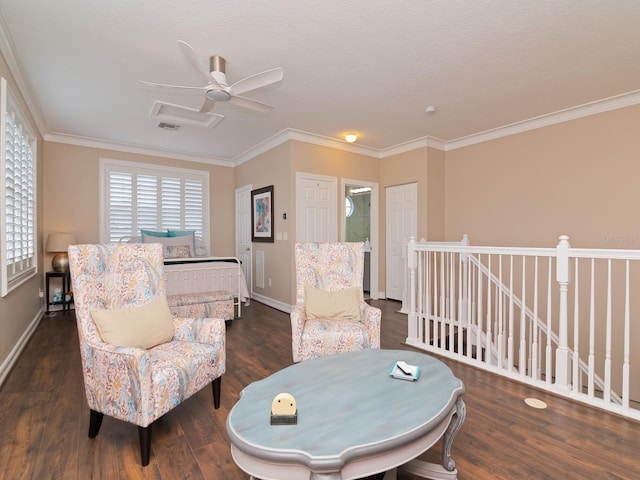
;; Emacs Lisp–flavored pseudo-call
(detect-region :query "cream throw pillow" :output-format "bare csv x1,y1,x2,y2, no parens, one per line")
305,286,361,320
91,296,175,349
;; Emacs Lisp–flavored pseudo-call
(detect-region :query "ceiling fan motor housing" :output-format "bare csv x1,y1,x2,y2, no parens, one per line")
207,55,230,100
206,89,231,101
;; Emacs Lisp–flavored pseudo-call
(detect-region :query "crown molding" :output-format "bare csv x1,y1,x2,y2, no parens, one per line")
233,128,382,165
287,129,382,157
30,86,640,165
3,2,638,165
446,89,640,151
44,132,234,167
379,135,448,157
232,129,291,166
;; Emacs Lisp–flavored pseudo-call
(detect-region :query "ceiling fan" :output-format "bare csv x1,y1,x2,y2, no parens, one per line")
141,40,284,113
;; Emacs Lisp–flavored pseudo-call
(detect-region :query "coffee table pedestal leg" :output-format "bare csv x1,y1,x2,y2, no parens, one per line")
397,398,466,480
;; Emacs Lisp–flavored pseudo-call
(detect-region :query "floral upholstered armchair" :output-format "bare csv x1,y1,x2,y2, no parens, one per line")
291,242,381,363
68,243,226,466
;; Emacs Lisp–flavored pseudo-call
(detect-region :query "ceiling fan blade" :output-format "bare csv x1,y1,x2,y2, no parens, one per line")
140,80,208,92
228,95,274,113
229,67,284,96
177,40,219,86
199,97,216,113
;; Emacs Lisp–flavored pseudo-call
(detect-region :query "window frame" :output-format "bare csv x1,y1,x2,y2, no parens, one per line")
99,158,210,252
0,77,38,296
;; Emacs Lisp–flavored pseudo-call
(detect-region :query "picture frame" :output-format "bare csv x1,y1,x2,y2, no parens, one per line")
251,185,274,242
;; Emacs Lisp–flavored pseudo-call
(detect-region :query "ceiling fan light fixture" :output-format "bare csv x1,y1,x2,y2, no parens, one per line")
206,89,231,102
345,133,357,143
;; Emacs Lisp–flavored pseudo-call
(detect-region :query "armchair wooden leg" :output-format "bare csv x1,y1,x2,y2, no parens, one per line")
138,424,152,466
212,376,222,409
88,409,104,438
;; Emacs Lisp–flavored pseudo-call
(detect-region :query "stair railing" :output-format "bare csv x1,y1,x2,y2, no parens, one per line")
406,235,640,420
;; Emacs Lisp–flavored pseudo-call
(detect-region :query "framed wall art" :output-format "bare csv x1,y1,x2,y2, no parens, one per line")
251,185,274,242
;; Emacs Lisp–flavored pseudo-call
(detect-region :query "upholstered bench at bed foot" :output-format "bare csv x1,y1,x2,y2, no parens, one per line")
167,291,235,322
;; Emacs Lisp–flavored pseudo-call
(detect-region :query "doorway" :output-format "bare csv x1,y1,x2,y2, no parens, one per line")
296,172,338,242
341,179,379,300
385,182,417,302
235,185,253,298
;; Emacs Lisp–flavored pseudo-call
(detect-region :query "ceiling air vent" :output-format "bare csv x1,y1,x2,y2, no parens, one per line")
158,122,180,130
150,101,224,129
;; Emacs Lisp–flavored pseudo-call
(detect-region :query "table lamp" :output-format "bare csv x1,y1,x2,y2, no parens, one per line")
46,232,76,272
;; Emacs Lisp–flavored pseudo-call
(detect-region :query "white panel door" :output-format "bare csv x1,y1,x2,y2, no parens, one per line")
296,173,337,242
235,185,252,297
386,183,417,301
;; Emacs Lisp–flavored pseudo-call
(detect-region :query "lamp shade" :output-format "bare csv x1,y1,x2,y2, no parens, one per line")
46,233,76,272
46,233,76,252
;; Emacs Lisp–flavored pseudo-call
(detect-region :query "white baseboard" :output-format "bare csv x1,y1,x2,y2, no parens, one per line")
0,306,44,387
249,293,293,314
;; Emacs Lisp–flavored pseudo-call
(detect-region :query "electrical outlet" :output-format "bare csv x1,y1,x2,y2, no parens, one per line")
38,289,44,298
268,278,272,287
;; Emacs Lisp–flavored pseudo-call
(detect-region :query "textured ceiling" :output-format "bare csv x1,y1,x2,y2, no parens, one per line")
1,0,639,164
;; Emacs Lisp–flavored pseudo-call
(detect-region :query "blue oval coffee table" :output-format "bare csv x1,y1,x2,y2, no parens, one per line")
226,349,465,480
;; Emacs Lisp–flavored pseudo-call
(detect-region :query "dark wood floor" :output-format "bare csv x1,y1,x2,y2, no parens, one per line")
1,299,639,479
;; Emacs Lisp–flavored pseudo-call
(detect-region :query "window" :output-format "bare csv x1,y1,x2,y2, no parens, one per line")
1,78,37,296
99,158,209,248
345,196,354,217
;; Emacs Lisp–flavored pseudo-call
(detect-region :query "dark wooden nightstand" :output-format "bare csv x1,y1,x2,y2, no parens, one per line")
45,270,72,315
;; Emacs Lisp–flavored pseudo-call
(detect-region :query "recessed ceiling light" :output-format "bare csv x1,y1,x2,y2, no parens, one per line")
425,105,437,114
345,133,357,143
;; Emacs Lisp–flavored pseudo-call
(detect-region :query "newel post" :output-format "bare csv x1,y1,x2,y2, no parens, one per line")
555,235,571,390
407,237,418,342
460,234,470,326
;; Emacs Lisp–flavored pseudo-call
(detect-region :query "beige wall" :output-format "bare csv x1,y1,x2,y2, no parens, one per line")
444,107,640,401
42,142,236,261
445,104,640,249
235,142,293,306
291,141,380,300
0,52,44,376
5,53,639,386
238,141,383,306
426,146,446,241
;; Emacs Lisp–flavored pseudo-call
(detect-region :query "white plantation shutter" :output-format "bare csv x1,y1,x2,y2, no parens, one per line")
100,159,209,245
137,174,159,230
184,180,204,231
1,78,37,296
161,177,181,228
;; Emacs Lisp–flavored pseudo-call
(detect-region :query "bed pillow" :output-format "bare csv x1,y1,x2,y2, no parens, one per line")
90,296,175,349
304,286,361,320
142,235,195,258
163,244,193,259
167,229,196,238
167,229,196,253
140,229,169,242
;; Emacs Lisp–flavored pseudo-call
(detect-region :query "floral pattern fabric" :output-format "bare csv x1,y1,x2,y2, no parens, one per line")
291,242,381,362
68,243,226,428
167,291,234,320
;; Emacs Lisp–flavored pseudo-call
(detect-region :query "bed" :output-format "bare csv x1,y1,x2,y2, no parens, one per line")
163,256,250,319
120,233,250,320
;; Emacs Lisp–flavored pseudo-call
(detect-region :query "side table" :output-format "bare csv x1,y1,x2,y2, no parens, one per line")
45,271,72,315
